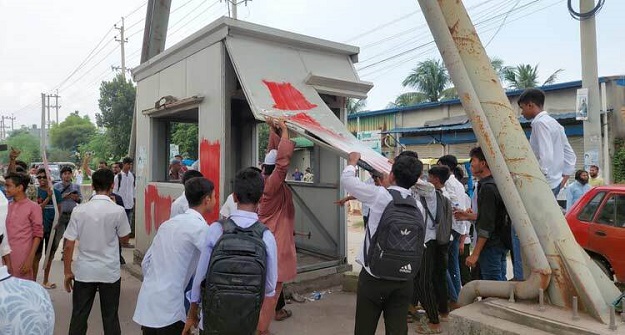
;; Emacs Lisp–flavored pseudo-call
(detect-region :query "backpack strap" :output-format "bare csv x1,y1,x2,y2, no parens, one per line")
220,218,237,234
420,196,437,225
248,221,268,239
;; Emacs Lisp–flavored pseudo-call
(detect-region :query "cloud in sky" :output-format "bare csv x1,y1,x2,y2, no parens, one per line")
2,0,623,129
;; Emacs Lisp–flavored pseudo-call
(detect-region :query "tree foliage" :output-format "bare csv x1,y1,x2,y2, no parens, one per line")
503,64,563,89
79,132,116,166
171,123,199,159
0,130,41,164
346,98,367,115
96,74,136,158
613,138,625,183
49,111,96,151
401,59,450,103
258,123,269,164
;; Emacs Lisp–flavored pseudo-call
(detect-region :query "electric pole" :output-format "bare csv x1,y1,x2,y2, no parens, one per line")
232,0,237,20
226,0,251,20
114,17,128,79
9,113,15,132
46,92,60,126
579,0,602,172
46,94,51,131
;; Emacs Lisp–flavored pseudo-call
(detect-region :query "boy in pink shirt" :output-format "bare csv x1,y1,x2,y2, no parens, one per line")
4,172,43,280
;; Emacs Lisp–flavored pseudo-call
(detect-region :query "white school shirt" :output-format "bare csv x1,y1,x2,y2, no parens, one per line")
189,210,278,304
170,192,189,218
219,193,237,218
412,181,438,243
0,192,11,258
133,209,210,328
63,195,131,283
529,111,576,189
341,165,425,277
114,170,135,209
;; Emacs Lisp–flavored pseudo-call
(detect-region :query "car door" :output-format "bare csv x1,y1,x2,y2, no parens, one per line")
587,191,625,282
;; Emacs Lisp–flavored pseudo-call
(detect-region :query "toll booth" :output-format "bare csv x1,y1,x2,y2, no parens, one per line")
132,17,374,276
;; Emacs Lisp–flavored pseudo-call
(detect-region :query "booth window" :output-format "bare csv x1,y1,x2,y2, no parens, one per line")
143,98,201,183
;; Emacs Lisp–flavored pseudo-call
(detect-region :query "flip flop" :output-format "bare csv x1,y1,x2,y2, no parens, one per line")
274,308,292,321
415,320,442,334
43,282,57,289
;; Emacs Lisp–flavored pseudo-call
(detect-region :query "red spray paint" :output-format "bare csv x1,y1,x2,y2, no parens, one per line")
200,139,221,224
144,184,173,235
262,80,318,111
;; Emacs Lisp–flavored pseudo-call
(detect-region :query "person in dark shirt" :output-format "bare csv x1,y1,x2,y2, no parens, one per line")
34,168,63,289
458,147,508,281
291,168,303,181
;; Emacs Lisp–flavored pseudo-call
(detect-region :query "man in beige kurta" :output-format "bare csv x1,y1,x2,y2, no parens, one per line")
256,118,296,334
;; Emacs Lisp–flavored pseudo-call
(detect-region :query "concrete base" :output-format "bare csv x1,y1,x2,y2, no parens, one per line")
451,298,621,335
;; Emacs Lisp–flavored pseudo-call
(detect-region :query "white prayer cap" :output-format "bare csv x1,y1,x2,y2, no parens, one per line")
264,150,278,165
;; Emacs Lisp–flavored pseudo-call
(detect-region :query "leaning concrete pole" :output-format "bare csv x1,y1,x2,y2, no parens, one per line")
418,0,619,323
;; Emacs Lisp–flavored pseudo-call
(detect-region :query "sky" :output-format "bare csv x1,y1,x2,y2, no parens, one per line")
1,0,623,131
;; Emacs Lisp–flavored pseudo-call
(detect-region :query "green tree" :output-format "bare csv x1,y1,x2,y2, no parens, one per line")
401,59,450,103
346,98,367,115
258,123,269,163
503,64,563,89
613,139,625,183
171,123,199,159
96,74,136,158
0,130,41,164
49,111,96,151
79,132,115,166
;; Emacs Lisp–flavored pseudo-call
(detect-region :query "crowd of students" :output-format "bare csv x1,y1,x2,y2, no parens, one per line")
0,88,592,334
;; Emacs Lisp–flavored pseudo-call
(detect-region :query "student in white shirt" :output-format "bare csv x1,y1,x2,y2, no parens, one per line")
184,167,278,334
170,170,205,218
341,151,424,335
63,168,131,335
134,177,216,334
219,193,237,219
518,88,576,196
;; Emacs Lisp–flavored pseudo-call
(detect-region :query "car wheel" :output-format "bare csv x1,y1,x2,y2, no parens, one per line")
592,257,614,281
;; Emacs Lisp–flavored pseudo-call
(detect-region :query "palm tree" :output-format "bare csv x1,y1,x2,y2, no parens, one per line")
387,92,429,108
401,59,450,103
503,64,563,89
490,57,509,82
346,98,367,114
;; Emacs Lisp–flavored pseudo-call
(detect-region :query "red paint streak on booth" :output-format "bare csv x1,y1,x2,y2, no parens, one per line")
200,139,221,224
144,185,173,236
262,80,317,111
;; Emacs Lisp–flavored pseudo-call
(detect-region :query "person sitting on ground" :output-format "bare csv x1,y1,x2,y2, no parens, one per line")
170,170,204,218
184,167,278,335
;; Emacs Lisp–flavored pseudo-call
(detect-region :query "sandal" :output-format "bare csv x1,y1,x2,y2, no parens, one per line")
274,308,292,321
42,282,57,289
415,319,442,334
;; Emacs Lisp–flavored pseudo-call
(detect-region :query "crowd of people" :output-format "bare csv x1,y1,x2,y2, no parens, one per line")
0,88,613,335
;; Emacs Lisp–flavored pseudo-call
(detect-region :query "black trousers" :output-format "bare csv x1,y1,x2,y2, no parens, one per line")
69,279,121,335
354,269,412,335
276,290,286,311
413,241,449,324
142,321,185,335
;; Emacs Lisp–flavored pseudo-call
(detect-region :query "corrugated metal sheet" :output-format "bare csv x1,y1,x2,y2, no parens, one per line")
406,144,445,159
347,114,395,133
448,142,477,158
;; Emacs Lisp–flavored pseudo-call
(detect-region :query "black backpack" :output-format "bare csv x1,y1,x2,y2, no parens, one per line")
365,189,425,281
478,178,512,250
202,219,268,335
420,190,453,245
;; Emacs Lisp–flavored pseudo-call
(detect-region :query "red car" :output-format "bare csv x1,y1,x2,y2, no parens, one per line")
565,185,625,283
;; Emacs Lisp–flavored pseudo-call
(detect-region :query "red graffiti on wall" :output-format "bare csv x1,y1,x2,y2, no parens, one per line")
262,80,318,111
144,185,173,235
200,139,221,224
